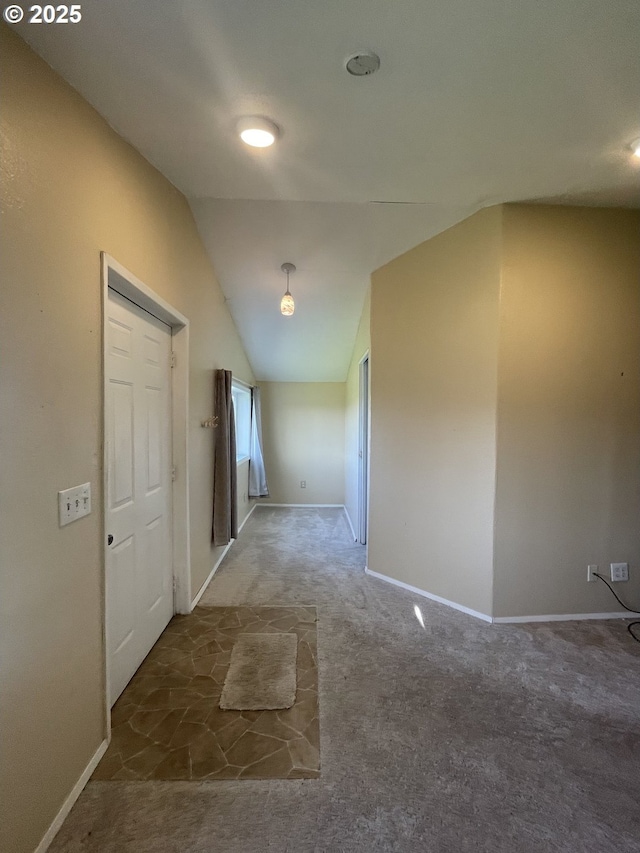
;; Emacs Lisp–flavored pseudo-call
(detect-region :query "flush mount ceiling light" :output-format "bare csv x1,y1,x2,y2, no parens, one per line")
237,116,279,148
630,138,640,158
280,263,296,316
345,52,380,76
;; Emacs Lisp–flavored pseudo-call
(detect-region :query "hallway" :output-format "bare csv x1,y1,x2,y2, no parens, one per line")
51,507,639,852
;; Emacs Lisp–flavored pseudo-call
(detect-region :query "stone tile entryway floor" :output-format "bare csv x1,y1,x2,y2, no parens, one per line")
93,605,319,780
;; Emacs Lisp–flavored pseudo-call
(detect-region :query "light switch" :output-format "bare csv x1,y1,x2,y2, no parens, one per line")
59,483,91,526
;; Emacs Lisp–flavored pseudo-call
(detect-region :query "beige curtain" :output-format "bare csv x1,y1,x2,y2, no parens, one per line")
212,369,238,546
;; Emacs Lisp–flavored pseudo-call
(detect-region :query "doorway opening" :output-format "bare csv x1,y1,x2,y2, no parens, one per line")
358,352,370,546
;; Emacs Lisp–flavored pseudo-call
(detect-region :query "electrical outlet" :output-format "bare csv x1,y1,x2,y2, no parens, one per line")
587,564,598,583
610,562,629,582
300,480,306,489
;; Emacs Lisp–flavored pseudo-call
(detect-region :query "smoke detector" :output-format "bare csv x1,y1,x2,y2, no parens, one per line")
345,52,380,77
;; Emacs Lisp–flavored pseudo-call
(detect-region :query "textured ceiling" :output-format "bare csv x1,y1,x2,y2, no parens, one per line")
15,0,640,380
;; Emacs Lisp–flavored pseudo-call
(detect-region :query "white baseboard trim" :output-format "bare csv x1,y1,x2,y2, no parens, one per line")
252,501,358,540
190,504,257,609
364,567,493,623
493,612,629,623
251,503,358,540
238,502,257,534
258,503,344,508
34,738,109,853
364,568,630,625
343,506,357,541
191,543,232,609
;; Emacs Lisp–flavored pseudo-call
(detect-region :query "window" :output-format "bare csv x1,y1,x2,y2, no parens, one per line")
231,381,251,462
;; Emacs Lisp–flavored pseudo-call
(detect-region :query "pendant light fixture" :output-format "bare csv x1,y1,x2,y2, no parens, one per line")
280,263,295,316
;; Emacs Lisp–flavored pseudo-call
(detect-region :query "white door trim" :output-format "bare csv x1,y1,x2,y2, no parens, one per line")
101,253,191,735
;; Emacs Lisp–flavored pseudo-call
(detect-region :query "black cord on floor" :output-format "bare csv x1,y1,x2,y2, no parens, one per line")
593,572,640,644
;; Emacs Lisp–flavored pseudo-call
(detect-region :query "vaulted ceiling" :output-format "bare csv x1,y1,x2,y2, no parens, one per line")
16,0,640,380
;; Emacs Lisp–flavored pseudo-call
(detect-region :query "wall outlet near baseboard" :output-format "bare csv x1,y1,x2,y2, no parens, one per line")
587,564,598,583
300,480,306,488
610,562,629,582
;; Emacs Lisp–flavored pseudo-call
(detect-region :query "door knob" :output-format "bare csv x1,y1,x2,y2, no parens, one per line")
107,534,114,546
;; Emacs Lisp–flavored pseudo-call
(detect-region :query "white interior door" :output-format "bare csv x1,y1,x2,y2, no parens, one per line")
106,288,174,706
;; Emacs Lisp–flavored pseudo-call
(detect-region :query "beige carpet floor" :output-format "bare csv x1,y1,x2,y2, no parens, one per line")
49,507,640,853
93,605,319,780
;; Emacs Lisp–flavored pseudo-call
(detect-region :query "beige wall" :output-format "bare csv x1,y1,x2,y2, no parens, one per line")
237,459,253,529
260,382,345,505
494,205,640,616
344,290,371,537
368,201,640,620
0,27,253,853
369,207,502,616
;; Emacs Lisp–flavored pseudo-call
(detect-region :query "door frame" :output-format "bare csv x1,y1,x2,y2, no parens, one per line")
357,350,370,546
101,253,190,734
